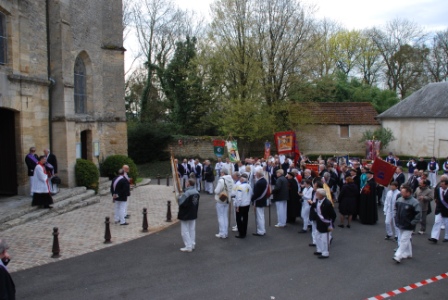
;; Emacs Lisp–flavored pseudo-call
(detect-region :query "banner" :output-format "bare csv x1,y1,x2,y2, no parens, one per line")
213,139,225,158
170,155,182,202
226,140,240,162
274,131,295,154
292,131,301,166
336,155,349,166
366,140,381,160
371,157,397,186
264,142,271,160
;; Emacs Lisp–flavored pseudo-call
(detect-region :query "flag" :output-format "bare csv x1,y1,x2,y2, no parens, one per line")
292,131,301,166
226,140,240,162
366,140,382,160
371,157,397,186
274,131,295,154
213,139,225,158
264,142,271,160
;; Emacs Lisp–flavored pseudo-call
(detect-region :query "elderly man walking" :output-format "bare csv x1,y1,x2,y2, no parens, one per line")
178,178,200,252
214,168,234,238
272,169,289,228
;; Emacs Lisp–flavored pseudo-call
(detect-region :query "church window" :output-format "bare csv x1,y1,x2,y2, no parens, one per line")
74,56,87,113
0,12,7,65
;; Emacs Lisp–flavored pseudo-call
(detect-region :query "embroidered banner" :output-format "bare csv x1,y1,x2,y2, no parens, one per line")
226,140,240,162
371,157,397,186
366,140,381,160
264,141,271,160
274,131,295,154
213,139,225,158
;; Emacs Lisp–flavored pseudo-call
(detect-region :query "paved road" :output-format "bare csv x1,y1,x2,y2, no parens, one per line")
11,192,447,300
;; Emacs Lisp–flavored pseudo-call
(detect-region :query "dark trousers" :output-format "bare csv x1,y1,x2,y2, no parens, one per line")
236,205,250,237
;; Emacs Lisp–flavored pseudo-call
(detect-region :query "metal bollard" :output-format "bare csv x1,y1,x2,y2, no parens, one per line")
166,175,170,186
51,227,61,258
142,208,149,232
166,201,172,222
157,174,161,185
104,216,112,244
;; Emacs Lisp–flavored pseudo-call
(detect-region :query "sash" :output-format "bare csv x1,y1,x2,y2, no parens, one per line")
316,200,333,229
253,180,268,203
27,153,39,164
440,189,448,209
113,175,124,192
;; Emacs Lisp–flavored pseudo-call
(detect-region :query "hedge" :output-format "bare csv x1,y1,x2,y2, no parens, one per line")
127,123,172,164
100,155,138,181
75,159,100,193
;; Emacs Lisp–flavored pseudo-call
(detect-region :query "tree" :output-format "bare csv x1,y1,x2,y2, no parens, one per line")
330,29,363,76
424,29,448,82
370,18,426,98
359,127,396,149
356,30,382,86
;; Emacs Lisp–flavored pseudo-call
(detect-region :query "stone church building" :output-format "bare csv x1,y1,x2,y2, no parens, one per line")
0,0,127,195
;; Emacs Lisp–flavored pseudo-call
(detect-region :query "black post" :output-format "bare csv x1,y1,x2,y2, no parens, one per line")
166,175,170,186
166,201,172,222
104,216,112,244
157,174,161,185
142,208,149,232
51,227,61,258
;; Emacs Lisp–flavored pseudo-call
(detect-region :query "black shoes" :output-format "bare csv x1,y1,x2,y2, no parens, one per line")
313,252,322,255
309,243,316,247
252,233,265,236
298,229,307,233
337,224,344,228
428,238,437,244
120,223,129,226
235,235,246,239
318,255,329,259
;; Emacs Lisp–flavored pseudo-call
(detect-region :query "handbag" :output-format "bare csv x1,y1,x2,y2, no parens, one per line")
218,179,229,202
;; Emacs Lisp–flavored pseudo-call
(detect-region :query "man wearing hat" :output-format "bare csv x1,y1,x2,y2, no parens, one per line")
359,170,378,225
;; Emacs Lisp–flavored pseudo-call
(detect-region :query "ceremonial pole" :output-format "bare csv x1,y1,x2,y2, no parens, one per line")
170,148,181,205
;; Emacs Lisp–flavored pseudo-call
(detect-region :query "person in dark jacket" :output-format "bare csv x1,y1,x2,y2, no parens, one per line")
309,189,336,259
428,177,448,243
251,169,268,236
203,160,214,194
272,169,289,227
25,147,39,196
111,169,131,225
178,178,200,252
393,185,421,263
359,171,378,225
337,177,358,228
286,172,301,224
0,238,15,300
416,157,428,173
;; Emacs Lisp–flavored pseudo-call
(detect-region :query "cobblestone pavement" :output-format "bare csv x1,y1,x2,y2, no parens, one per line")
2,184,178,273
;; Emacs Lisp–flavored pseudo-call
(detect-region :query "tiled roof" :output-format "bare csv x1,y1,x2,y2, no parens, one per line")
377,82,448,119
294,102,379,125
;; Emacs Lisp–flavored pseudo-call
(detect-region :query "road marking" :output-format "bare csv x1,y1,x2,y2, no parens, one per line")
365,272,448,299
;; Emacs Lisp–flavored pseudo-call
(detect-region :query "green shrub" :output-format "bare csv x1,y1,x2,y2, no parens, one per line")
75,159,100,193
100,155,138,181
128,123,172,164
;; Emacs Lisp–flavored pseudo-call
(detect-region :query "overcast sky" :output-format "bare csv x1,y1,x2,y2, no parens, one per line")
175,0,448,32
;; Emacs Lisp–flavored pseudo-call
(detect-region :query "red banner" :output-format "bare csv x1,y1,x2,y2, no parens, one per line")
213,139,225,147
274,131,295,154
371,157,397,186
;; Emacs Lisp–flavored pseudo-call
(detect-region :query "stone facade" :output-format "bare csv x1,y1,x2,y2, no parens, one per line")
0,0,126,195
297,124,380,156
380,119,448,158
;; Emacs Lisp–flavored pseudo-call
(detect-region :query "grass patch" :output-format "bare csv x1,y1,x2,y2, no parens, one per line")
137,160,171,178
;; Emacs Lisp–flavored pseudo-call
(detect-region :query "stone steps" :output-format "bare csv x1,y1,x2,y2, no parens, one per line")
0,187,99,232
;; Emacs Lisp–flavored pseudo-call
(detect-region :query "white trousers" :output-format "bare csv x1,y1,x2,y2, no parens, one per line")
430,213,448,240
114,201,126,224
428,172,437,187
181,220,196,250
182,175,189,190
316,231,330,257
311,221,317,244
385,212,399,237
394,229,413,259
301,203,311,231
255,207,266,234
29,176,34,196
195,177,202,192
275,200,287,226
216,202,229,237
205,182,214,194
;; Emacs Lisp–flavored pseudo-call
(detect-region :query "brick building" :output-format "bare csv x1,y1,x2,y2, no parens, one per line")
0,0,127,195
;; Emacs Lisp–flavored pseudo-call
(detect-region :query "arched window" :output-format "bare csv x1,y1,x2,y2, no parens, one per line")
74,56,86,113
0,12,7,65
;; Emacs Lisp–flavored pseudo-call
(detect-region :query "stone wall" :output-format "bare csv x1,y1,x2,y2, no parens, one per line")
298,124,380,156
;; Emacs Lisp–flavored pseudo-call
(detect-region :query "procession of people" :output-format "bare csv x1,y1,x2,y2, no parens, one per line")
172,153,447,264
